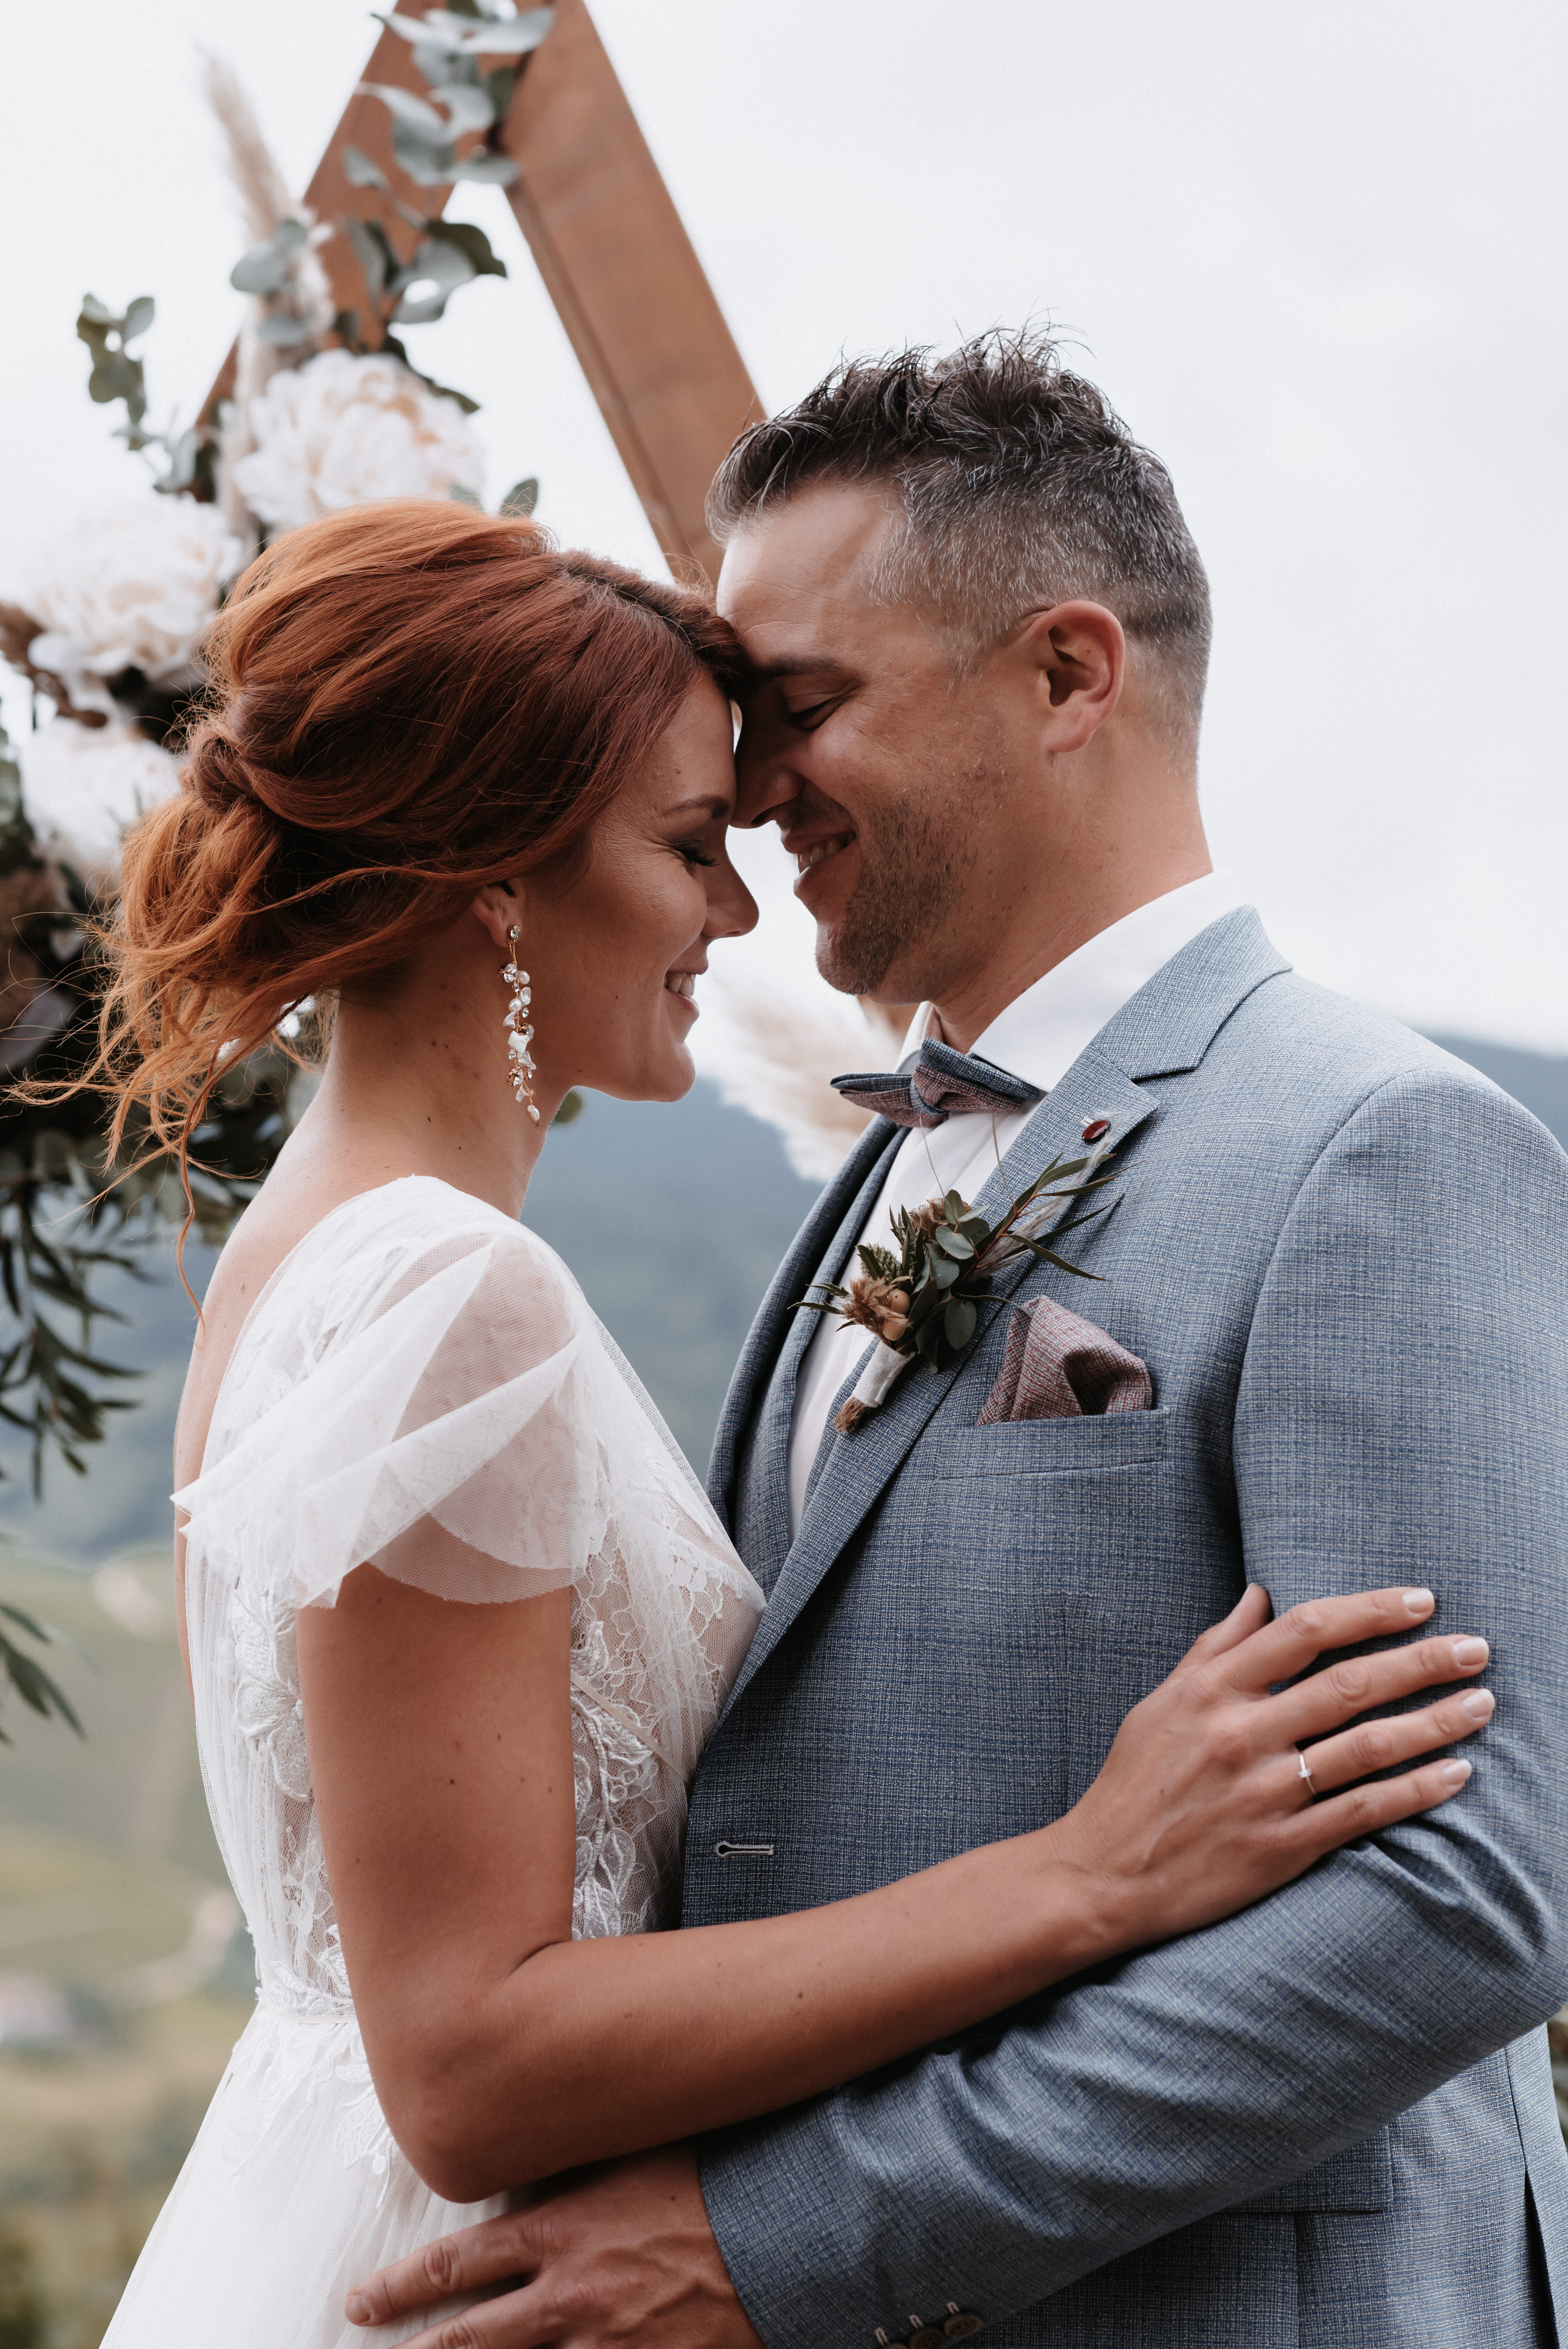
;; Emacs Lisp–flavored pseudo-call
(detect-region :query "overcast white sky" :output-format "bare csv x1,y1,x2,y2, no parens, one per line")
4,1,1565,1050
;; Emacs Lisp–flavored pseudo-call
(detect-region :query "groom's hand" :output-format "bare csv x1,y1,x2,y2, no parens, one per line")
344,2142,766,2349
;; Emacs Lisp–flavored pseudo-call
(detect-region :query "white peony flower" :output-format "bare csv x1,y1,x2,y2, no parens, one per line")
20,712,182,880
232,349,485,532
19,497,244,713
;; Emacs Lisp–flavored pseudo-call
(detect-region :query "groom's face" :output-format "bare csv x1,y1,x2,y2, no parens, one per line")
719,483,1013,1006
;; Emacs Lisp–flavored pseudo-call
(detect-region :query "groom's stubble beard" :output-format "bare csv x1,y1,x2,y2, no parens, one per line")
813,747,996,1003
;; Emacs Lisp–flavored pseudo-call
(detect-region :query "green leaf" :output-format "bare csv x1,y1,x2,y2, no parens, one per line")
78,291,115,327
231,224,304,295
944,1190,968,1219
943,1297,977,1351
484,64,517,118
390,233,476,324
500,476,539,517
440,79,497,134
916,1317,945,1364
447,148,519,184
376,6,554,55
390,118,460,186
552,1088,583,1126
359,80,453,139
86,350,141,405
344,144,390,188
414,39,459,85
0,1602,52,1644
1033,1249,1105,1280
121,293,155,344
342,215,398,301
253,312,314,346
426,217,506,278
933,1227,974,1260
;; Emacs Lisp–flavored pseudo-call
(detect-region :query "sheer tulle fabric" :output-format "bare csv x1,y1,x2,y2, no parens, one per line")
102,1178,763,2348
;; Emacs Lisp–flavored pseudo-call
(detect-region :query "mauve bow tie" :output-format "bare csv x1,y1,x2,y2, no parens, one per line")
832,1038,1046,1130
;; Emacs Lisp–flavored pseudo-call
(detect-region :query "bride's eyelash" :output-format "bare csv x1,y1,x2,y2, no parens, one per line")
674,839,717,869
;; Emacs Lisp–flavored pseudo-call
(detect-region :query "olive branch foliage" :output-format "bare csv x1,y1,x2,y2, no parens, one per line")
0,1603,85,1746
0,717,293,1743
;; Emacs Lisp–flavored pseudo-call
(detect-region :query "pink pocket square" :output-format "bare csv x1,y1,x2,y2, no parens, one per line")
977,1294,1153,1423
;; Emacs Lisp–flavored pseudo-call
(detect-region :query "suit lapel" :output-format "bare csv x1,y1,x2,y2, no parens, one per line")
720,907,1293,1711
706,1121,903,1591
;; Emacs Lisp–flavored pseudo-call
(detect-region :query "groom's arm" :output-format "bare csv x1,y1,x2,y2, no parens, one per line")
697,1064,1568,2344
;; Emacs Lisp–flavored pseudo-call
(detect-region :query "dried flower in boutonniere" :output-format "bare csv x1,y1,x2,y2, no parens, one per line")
795,1135,1121,1433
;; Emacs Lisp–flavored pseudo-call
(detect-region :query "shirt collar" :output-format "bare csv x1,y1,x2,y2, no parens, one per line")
902,871,1252,1094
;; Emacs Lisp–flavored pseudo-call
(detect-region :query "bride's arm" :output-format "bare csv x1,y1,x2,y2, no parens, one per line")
297,1568,1488,2205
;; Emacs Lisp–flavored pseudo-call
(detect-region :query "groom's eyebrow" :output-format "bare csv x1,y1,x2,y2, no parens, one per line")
743,656,845,681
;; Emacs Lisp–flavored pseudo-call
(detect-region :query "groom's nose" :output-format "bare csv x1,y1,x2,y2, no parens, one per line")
732,709,804,832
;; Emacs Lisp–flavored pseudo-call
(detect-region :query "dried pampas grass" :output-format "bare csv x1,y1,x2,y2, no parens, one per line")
198,52,335,548
693,970,918,1182
199,51,292,244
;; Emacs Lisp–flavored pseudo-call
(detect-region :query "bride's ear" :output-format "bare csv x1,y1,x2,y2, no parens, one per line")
469,884,521,949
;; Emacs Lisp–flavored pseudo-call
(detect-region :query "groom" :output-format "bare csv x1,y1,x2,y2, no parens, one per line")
359,337,1568,2342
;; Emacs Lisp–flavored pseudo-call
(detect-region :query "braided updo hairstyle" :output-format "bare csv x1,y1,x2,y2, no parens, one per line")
91,498,744,1187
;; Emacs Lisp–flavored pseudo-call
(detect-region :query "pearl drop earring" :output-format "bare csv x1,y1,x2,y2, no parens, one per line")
501,925,539,1121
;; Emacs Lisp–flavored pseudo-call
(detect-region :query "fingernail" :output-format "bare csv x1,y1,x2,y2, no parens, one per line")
1453,1637,1489,1668
1441,1758,1473,1786
1461,1690,1495,1720
1403,1587,1436,1615
344,2297,369,2326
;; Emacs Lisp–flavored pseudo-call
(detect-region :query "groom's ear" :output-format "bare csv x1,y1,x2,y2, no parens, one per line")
1014,601,1125,754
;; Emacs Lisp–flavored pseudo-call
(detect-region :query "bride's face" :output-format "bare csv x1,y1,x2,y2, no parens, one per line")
519,681,757,1103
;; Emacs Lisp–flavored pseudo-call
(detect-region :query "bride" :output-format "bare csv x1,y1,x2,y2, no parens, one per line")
89,501,1490,2346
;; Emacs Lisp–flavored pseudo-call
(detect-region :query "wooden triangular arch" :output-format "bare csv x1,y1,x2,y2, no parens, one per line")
207,0,761,586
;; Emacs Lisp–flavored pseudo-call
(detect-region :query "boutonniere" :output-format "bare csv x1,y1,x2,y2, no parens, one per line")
796,1121,1121,1433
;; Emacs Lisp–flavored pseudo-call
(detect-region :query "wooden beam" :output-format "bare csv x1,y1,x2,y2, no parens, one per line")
498,1,762,586
202,2,760,588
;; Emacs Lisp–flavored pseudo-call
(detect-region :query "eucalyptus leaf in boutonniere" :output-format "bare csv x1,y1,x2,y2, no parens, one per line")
795,1132,1122,1433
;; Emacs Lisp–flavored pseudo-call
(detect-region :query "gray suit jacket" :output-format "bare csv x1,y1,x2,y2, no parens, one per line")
684,910,1568,2349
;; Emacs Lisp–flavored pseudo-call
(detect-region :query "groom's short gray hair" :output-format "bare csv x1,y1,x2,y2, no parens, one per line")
708,331,1212,756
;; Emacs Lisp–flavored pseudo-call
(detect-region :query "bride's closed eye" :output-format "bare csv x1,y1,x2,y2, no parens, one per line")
672,839,718,869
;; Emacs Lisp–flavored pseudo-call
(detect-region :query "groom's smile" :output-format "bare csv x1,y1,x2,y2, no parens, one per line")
787,821,857,898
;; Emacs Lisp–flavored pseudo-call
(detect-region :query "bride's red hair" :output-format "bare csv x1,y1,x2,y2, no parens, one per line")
84,499,743,1184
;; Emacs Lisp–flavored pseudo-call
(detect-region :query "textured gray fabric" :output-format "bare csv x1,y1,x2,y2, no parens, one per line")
689,908,1568,2349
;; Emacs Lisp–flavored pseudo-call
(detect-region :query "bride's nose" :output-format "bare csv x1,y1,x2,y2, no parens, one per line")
704,852,759,942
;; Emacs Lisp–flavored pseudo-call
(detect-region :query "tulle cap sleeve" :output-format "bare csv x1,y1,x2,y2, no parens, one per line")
176,1192,610,1609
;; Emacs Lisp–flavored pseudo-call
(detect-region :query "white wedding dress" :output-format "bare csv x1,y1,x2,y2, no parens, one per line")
103,1176,764,2348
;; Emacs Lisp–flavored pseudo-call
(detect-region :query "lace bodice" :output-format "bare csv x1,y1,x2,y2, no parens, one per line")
177,1177,764,2023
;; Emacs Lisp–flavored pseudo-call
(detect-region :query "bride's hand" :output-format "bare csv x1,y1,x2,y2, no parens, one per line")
1053,1583,1492,1948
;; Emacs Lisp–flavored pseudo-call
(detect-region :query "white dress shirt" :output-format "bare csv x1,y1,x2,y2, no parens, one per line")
785,871,1250,1536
